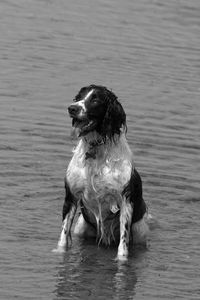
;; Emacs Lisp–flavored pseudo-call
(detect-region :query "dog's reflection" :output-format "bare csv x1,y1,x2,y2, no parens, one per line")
54,238,147,300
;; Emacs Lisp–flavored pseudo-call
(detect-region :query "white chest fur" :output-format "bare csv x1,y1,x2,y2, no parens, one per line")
66,134,133,205
65,134,134,244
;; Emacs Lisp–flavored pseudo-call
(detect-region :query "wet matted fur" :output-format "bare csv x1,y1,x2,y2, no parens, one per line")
55,84,148,260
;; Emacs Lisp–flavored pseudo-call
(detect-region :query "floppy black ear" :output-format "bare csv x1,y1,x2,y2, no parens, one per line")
100,90,126,140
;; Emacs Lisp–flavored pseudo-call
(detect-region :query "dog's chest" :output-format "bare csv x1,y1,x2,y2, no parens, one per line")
67,158,131,222
67,156,132,200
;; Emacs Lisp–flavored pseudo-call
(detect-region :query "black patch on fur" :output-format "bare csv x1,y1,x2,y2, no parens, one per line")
62,179,76,221
122,168,146,223
125,222,129,232
123,230,127,239
79,199,97,230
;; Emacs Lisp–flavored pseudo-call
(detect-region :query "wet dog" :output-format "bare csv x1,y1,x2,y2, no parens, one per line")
55,84,148,260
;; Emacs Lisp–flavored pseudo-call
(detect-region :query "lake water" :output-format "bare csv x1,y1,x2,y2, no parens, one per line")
0,0,200,299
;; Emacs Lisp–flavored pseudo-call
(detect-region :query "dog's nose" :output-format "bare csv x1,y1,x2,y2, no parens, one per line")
68,105,81,116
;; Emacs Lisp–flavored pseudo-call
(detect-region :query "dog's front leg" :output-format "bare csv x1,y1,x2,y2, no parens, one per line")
57,203,77,251
55,181,77,253
117,199,133,261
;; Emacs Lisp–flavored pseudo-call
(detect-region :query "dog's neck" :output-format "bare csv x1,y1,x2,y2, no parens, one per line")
82,131,107,160
72,130,133,167
73,130,132,164
85,139,104,160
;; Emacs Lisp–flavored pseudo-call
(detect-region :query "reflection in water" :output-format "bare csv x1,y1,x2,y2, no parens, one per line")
113,262,137,300
54,238,148,300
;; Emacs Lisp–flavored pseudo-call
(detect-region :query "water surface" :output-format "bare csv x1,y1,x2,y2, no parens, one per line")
0,0,200,299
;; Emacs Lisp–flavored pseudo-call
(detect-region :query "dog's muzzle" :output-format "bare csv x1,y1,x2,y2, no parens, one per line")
68,105,82,118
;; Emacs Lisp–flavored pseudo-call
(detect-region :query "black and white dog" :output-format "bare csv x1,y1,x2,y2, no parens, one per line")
55,85,148,260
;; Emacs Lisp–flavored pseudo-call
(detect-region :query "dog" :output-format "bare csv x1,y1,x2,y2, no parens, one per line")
55,84,148,260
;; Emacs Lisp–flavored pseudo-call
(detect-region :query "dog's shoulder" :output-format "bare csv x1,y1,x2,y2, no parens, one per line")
66,140,87,194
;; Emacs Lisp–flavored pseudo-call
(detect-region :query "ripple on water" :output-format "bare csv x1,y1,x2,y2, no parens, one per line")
0,0,200,299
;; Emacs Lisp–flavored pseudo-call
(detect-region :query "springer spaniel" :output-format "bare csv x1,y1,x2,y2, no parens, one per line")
55,85,148,260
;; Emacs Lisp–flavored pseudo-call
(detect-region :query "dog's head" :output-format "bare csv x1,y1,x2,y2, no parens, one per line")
68,85,126,140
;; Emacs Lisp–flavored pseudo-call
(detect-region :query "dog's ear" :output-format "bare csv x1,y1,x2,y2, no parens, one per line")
101,90,126,140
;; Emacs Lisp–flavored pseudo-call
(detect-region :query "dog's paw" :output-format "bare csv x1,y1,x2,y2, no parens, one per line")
116,254,128,262
117,242,129,261
52,246,66,254
116,249,128,261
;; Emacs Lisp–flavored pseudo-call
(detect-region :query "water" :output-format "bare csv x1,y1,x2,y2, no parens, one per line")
0,0,200,299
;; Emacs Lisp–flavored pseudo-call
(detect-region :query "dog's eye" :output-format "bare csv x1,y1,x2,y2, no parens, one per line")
92,98,99,104
89,96,99,105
